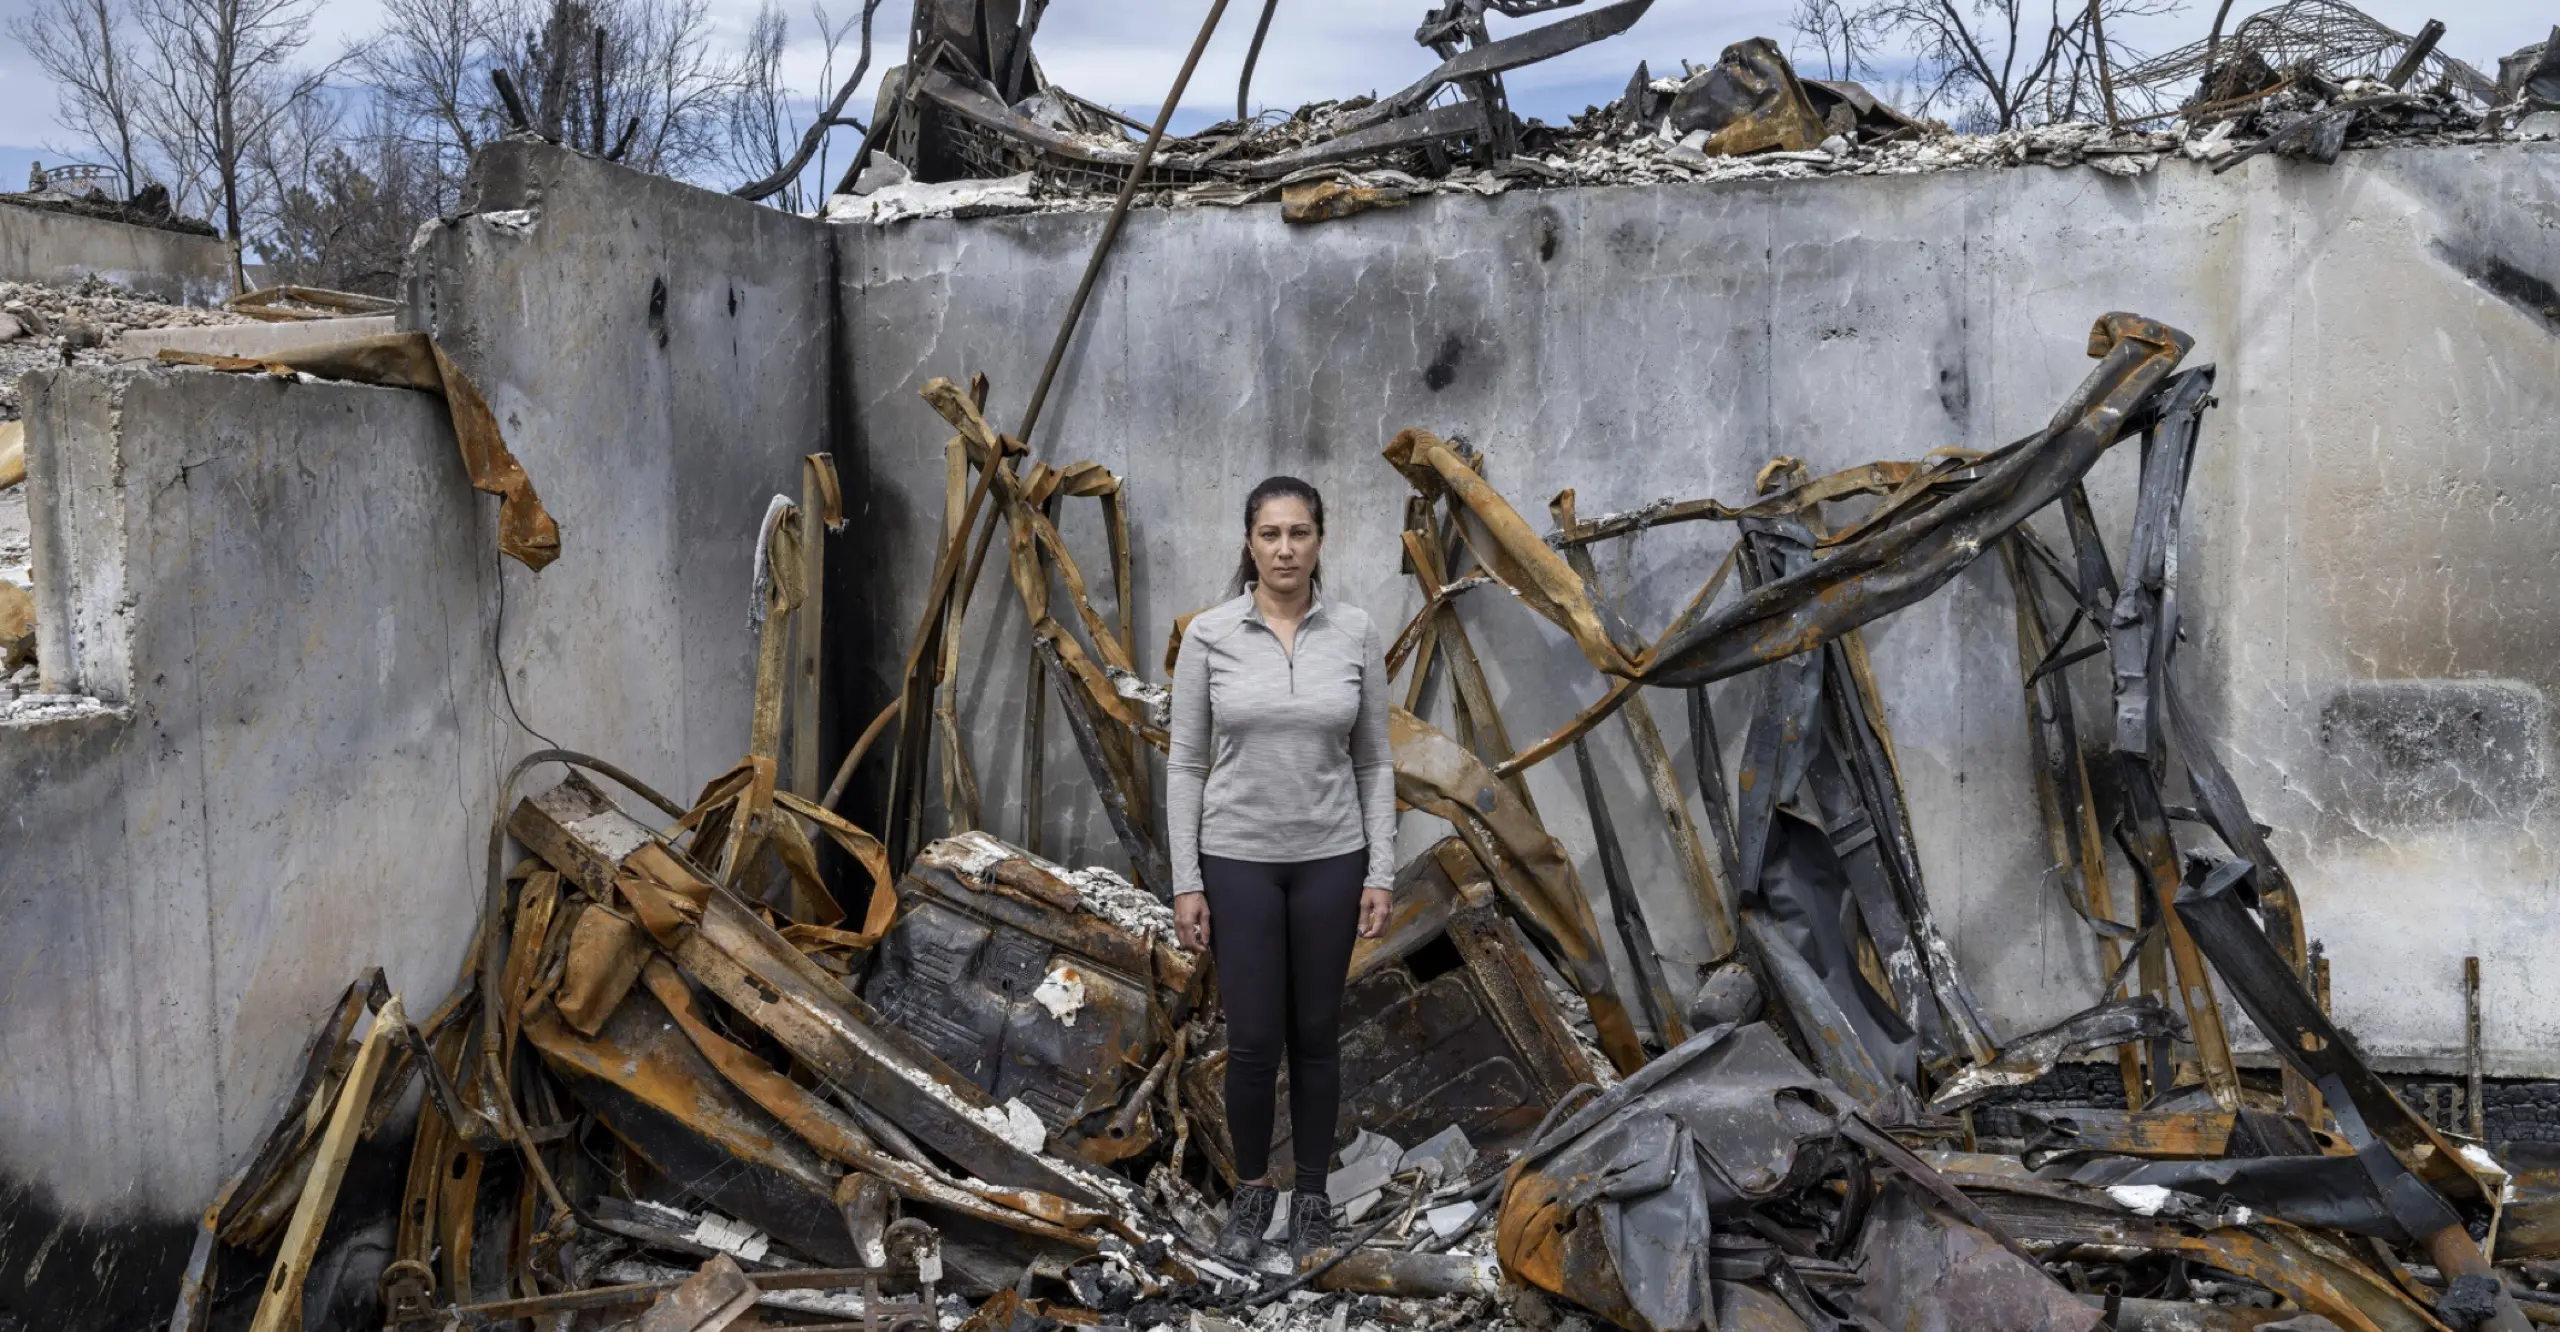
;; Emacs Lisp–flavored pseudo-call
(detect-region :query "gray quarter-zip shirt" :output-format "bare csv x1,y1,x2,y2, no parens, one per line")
1166,588,1397,896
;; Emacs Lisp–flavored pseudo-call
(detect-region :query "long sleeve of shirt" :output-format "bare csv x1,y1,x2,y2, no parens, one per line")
1166,612,1214,899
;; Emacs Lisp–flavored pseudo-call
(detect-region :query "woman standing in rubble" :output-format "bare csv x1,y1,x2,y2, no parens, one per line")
1167,475,1398,1266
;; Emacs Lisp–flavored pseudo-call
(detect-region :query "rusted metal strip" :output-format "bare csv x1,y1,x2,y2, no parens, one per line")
1401,521,1540,816
792,454,840,800
511,773,1109,1203
1386,429,1644,679
1646,314,2193,688
1391,707,1646,1074
247,996,404,1332
1570,737,1689,1048
2000,540,2143,1102
2177,865,2495,1208
1552,490,1739,963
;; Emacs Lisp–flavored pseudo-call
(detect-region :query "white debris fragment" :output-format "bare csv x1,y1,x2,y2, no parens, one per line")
687,1211,772,1262
824,172,1040,226
999,1097,1047,1153
850,151,913,196
0,693,123,726
1425,1200,1480,1237
938,829,1017,879
2105,1184,2176,1216
476,208,538,233
1108,664,1172,728
1033,960,1089,1026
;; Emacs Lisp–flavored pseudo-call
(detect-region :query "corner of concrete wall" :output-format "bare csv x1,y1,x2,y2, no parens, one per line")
0,363,497,1326
22,368,135,699
402,140,838,802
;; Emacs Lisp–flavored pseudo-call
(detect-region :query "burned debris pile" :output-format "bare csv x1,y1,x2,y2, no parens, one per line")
822,0,2547,228
171,307,2560,1332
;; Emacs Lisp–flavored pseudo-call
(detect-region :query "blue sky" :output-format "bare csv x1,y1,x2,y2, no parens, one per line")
1,0,2546,201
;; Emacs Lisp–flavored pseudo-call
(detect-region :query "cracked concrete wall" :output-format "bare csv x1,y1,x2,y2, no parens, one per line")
0,146,834,1328
831,141,2560,1078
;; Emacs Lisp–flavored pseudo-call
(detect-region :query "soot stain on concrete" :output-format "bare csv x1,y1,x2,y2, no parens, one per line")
1533,212,1561,263
1936,350,1971,424
2431,240,2560,332
648,275,670,348
1423,333,1465,392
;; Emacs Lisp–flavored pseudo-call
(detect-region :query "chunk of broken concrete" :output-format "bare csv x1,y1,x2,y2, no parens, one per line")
850,151,911,197
1398,1124,1476,1186
1424,1200,1478,1238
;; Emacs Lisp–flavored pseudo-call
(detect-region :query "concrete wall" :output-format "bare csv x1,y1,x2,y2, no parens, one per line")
4,368,496,1321
830,141,2560,1077
404,141,839,805
0,144,833,1327
0,201,229,304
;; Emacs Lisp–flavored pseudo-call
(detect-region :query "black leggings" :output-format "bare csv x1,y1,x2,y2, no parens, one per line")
1201,849,1367,1195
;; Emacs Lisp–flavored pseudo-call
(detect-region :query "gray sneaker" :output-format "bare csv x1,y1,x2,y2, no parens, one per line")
1216,1183,1278,1263
1286,1191,1337,1263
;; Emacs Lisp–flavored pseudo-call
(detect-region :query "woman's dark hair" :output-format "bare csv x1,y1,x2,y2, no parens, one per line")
1227,475,1326,597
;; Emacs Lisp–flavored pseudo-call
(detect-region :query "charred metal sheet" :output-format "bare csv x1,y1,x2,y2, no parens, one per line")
1496,1022,1851,1332
1667,38,1828,156
1645,314,2193,688
1927,998,2183,1113
2174,861,2493,1209
1572,736,1689,1047
511,773,1108,1206
863,834,1196,1163
2052,1154,2412,1242
524,989,857,1267
1186,841,1595,1183
1952,1177,2442,1332
2015,1107,2235,1160
1853,1177,2103,1332
1337,0,1654,132
1727,530,1919,1099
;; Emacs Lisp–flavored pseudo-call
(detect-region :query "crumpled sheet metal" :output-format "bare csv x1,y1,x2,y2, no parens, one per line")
1853,1177,2104,1332
863,835,1198,1163
1645,314,2193,688
508,772,1108,1206
1498,1021,2086,1332
159,331,560,570
2175,863,2499,1217
1668,38,1829,156
1926,997,2184,1112
1498,1022,1845,1331
1947,1162,2443,1332
1390,705,1647,1074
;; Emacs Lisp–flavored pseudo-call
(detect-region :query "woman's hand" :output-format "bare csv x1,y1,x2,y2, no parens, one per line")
1175,893,1212,952
1358,888,1394,939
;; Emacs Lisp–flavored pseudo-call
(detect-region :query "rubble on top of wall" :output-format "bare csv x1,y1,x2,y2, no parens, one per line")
0,277,253,423
826,0,2544,228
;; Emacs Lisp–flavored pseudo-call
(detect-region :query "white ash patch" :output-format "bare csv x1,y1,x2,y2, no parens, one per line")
1062,864,1177,938
0,693,122,726
1033,960,1088,1026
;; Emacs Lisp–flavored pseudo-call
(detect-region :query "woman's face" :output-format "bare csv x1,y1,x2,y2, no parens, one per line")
1249,495,1321,597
